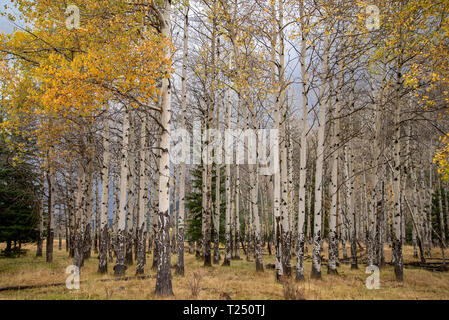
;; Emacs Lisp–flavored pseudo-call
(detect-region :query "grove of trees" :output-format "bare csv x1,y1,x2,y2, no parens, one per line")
0,0,448,296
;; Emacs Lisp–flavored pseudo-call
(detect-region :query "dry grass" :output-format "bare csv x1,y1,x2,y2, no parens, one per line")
1,242,449,300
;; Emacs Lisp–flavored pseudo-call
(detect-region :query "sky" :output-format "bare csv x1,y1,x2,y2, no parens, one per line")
0,0,24,34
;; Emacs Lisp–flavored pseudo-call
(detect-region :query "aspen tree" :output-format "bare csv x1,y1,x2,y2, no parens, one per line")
223,68,232,266
152,136,161,270
392,55,404,281
234,106,241,261
269,0,283,282
94,173,100,255
176,1,189,276
296,0,309,281
155,0,174,296
98,115,111,274
311,28,329,280
46,165,55,263
125,112,135,266
213,79,221,265
36,174,44,257
278,0,291,277
248,101,264,272
328,56,341,274
136,113,149,275
114,106,130,276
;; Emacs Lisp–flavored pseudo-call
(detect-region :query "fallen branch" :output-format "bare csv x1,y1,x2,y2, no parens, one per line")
0,274,154,292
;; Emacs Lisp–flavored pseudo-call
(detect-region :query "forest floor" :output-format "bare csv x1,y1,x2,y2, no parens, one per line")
0,242,449,300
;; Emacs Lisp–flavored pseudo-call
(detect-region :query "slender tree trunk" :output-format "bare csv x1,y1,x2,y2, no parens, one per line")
348,62,358,271
176,3,189,276
296,0,308,280
125,112,135,266
249,101,263,272
113,172,120,260
311,30,329,280
36,176,44,257
374,76,385,267
287,123,295,258
152,139,160,269
439,179,446,245
223,73,232,267
392,62,404,281
58,206,62,251
46,165,55,263
83,146,94,261
155,0,173,296
74,161,85,270
230,171,236,260
234,132,241,260
94,172,100,254
278,0,291,278
328,61,340,275
99,115,110,274
270,0,283,281
114,105,130,276
446,182,449,246
170,169,177,255
136,113,149,275
213,96,221,265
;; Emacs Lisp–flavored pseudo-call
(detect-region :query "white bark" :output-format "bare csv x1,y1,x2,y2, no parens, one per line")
278,0,291,277
296,0,308,280
98,115,110,273
223,77,232,266
114,105,130,276
176,2,189,276
155,0,173,296
136,113,148,275
311,30,329,279
328,62,340,274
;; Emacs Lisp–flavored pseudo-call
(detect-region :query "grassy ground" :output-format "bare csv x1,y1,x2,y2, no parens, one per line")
0,242,449,300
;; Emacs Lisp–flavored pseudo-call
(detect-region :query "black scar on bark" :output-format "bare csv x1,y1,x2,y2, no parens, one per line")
113,264,127,275
256,260,264,272
393,238,404,281
222,258,231,266
98,226,109,274
175,229,185,276
296,264,305,281
136,228,147,275
114,230,127,276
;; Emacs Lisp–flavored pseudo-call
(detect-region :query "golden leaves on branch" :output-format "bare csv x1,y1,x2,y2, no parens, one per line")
0,0,172,166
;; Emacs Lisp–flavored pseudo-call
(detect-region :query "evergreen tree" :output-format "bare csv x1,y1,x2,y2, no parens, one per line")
0,137,39,256
186,165,226,244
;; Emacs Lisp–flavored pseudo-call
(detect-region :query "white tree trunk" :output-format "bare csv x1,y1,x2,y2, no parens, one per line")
176,2,189,276
249,102,263,271
98,115,110,274
155,0,173,296
136,113,148,275
223,77,232,266
392,62,404,281
328,62,341,274
311,30,329,279
125,112,135,266
296,0,308,280
270,0,283,281
114,105,130,276
278,0,291,277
